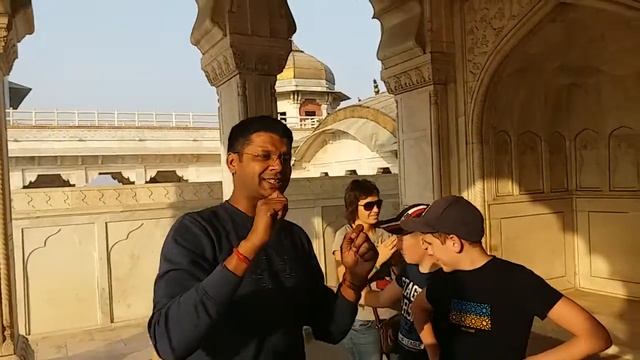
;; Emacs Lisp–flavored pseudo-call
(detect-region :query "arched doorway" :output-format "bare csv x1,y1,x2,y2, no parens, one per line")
478,2,640,298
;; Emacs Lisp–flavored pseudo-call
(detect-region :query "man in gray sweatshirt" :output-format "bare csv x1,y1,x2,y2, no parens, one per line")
148,115,379,360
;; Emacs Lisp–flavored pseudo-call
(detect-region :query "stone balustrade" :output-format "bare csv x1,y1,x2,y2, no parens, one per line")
10,175,399,337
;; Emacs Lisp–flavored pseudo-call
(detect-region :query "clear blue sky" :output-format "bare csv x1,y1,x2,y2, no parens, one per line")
10,0,384,113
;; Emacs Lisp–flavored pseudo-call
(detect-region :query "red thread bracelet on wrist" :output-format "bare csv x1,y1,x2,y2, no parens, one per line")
341,278,363,292
233,247,251,265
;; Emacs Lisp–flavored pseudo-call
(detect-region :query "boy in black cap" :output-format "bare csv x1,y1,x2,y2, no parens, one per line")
406,195,612,360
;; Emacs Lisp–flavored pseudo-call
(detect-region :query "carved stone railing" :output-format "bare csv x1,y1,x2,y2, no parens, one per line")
11,182,221,215
9,175,399,337
6,110,219,128
6,110,323,130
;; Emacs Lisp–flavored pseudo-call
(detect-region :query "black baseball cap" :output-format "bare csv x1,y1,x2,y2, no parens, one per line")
379,203,430,235
400,195,485,242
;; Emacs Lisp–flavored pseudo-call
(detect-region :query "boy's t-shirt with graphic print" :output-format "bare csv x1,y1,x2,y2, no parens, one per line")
426,257,563,360
395,264,432,355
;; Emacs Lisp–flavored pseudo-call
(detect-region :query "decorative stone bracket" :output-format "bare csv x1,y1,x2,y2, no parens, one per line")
381,53,453,95
371,0,454,94
200,36,292,88
0,1,35,75
191,0,296,88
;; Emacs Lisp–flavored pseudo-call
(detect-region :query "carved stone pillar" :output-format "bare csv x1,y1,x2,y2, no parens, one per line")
0,1,35,358
372,0,455,207
191,0,296,198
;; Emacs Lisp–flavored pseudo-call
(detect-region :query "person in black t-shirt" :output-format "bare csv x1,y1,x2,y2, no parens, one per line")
406,195,612,360
148,116,380,360
363,203,439,360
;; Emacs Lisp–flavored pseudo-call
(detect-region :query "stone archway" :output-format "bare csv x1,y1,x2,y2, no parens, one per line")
469,0,640,298
292,94,398,177
465,0,559,212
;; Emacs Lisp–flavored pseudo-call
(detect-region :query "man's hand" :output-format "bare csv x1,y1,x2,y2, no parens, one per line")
340,224,379,292
244,191,288,256
225,191,287,277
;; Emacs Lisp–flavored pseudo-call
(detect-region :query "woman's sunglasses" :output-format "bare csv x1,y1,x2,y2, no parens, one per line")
359,199,383,211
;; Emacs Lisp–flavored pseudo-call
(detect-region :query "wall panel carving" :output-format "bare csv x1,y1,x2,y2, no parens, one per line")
501,212,566,280
588,211,640,283
494,131,514,196
23,224,99,335
517,131,544,194
489,199,574,290
109,219,174,323
548,132,568,192
575,129,603,190
609,127,640,190
576,198,640,298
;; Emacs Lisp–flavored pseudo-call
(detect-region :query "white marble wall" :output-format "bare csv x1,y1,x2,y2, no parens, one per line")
10,175,399,336
482,4,640,298
293,137,397,177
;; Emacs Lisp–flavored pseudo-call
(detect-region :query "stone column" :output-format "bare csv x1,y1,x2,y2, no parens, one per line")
372,0,456,207
0,2,35,358
191,0,295,199
0,52,14,360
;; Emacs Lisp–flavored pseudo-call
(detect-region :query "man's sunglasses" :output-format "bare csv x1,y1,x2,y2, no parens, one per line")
359,199,383,211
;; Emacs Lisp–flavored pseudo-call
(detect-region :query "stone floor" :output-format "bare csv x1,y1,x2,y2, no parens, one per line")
27,323,153,360
27,290,639,359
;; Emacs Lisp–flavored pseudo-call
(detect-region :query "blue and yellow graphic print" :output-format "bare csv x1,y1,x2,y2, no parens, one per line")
449,299,492,331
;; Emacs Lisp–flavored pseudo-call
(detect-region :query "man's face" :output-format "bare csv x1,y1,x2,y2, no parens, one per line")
228,132,292,200
356,195,381,225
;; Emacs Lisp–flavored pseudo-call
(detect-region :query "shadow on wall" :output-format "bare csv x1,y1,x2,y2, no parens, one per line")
479,3,640,358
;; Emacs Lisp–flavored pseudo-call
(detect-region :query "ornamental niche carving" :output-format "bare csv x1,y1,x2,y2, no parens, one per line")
464,0,540,99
